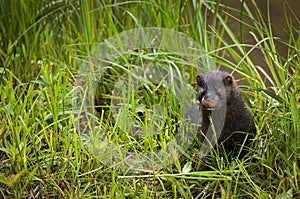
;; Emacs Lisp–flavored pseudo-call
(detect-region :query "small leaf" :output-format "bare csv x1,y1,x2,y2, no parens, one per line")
135,104,145,113
31,79,49,87
182,161,192,174
0,170,25,188
2,103,14,116
275,189,293,199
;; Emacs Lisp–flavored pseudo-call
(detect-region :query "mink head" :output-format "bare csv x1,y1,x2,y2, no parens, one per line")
196,71,235,109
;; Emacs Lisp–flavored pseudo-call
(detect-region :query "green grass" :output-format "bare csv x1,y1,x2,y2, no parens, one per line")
0,0,299,198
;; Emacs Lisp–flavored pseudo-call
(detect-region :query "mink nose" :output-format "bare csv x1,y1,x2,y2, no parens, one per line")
201,99,214,108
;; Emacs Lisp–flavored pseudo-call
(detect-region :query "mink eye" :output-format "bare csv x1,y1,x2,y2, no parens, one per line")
216,89,222,97
198,88,206,101
198,81,206,89
216,88,226,100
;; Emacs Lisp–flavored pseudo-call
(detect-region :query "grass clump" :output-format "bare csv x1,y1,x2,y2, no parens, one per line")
0,0,299,198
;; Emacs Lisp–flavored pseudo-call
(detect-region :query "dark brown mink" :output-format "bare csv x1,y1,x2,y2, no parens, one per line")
195,71,256,156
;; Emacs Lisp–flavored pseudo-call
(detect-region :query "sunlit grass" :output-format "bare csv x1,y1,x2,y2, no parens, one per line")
0,0,299,198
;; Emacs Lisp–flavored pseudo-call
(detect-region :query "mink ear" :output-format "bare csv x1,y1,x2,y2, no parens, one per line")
196,75,204,86
224,75,233,86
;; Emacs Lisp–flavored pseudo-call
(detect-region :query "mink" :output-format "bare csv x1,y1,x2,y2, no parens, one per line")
188,71,256,156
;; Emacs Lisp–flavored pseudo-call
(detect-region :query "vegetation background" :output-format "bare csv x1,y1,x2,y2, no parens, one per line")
0,0,299,198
